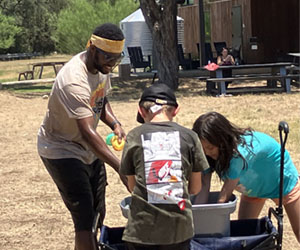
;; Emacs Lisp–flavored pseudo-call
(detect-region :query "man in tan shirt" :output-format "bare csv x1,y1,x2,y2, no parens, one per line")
37,23,128,250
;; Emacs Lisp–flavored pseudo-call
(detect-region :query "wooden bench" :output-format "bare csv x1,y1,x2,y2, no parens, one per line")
18,70,34,81
206,74,300,95
1,78,55,90
195,76,210,81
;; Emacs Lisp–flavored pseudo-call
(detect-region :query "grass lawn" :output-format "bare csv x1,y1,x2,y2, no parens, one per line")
0,53,73,83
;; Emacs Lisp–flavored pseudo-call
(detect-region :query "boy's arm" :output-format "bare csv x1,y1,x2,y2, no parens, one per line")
218,178,239,203
127,175,136,192
119,132,137,193
193,172,212,204
189,137,210,195
188,172,202,195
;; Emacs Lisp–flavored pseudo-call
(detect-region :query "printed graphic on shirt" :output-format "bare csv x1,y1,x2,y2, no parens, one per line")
142,131,186,210
90,81,106,123
236,183,252,196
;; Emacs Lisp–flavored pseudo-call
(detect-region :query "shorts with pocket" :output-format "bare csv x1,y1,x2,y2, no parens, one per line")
41,157,107,231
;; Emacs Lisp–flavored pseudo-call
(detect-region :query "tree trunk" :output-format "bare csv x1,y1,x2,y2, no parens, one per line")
140,0,179,90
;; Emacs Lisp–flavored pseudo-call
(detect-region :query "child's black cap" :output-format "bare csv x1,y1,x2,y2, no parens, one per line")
137,83,178,123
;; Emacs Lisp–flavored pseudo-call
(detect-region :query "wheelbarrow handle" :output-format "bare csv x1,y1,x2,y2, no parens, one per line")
277,121,289,216
278,121,289,148
278,121,289,134
272,121,290,250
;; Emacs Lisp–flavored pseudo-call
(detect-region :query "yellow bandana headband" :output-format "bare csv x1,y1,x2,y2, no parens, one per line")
86,34,124,54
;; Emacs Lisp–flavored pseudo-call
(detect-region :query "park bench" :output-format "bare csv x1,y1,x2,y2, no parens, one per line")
18,70,34,81
206,74,300,95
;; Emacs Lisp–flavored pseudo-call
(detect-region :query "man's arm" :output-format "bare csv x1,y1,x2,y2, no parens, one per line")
77,116,120,171
100,97,125,139
77,116,129,190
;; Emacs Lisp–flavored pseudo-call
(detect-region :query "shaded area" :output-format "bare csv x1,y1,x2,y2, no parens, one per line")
3,77,299,100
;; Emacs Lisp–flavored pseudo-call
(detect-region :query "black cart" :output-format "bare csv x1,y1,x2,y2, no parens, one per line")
96,121,289,250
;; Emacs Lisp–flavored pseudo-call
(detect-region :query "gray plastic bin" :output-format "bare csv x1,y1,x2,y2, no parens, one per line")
120,196,131,219
120,191,237,237
191,191,237,237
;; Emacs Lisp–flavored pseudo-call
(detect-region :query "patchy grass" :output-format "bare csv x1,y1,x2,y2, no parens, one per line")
0,54,73,82
10,84,53,94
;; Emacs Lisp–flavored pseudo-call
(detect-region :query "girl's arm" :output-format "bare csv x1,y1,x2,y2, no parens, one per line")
230,55,235,65
218,178,239,203
217,56,223,65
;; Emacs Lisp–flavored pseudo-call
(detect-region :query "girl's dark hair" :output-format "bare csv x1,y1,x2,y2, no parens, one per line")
93,23,124,41
192,112,253,178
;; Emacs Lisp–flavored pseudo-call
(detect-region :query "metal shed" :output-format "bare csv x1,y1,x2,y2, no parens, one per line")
120,8,184,64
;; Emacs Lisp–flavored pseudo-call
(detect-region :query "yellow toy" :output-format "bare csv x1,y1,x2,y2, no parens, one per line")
106,133,125,151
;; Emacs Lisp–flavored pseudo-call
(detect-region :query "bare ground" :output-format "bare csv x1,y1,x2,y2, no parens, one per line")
0,78,299,250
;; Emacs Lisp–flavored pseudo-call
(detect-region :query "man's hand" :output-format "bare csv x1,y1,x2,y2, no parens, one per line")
113,123,126,142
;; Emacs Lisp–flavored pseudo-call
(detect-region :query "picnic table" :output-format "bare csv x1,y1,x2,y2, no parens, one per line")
18,61,66,81
203,62,296,95
32,61,66,79
287,53,300,77
288,52,300,59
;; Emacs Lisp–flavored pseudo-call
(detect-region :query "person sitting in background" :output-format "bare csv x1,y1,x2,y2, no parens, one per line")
217,47,235,88
192,111,300,244
217,47,235,66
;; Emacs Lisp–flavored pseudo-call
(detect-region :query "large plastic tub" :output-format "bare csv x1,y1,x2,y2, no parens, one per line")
120,192,237,237
191,191,237,237
120,196,131,219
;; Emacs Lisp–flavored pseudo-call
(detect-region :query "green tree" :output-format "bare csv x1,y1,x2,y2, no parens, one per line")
0,11,21,51
140,0,180,89
54,0,138,54
0,0,69,53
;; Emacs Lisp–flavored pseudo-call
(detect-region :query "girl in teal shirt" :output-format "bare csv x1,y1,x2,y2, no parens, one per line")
192,111,300,244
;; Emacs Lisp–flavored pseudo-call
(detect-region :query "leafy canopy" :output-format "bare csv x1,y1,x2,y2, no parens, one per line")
54,0,139,54
0,11,21,50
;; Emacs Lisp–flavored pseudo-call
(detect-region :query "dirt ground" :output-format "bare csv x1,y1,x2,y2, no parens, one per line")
0,78,299,250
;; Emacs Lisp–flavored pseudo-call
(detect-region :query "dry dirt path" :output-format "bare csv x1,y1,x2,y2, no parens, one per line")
0,80,299,249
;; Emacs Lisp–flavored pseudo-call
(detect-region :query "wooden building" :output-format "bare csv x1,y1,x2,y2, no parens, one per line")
178,0,299,64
